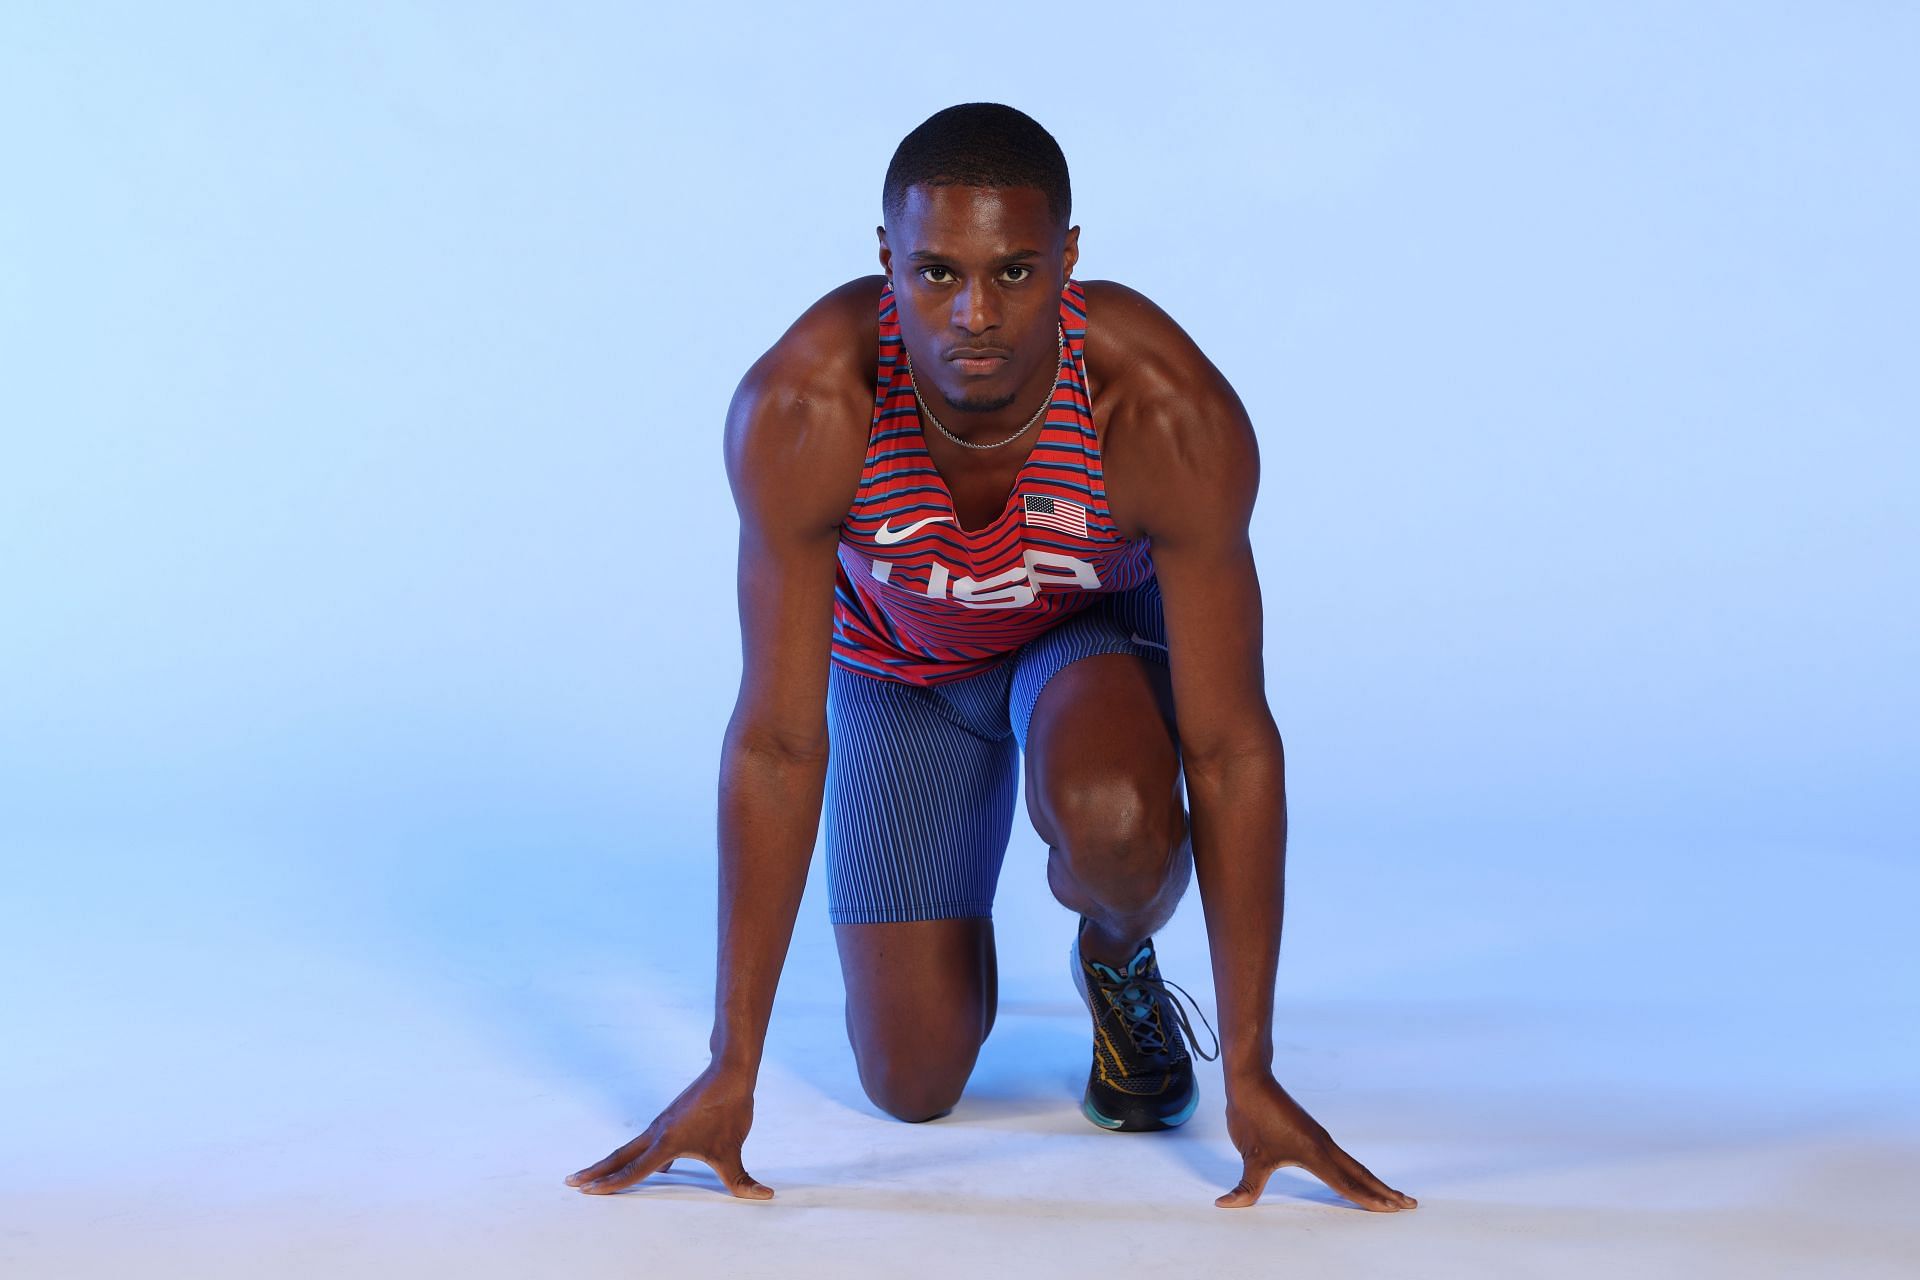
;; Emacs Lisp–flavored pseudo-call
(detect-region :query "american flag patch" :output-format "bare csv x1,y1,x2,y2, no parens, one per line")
1023,494,1088,537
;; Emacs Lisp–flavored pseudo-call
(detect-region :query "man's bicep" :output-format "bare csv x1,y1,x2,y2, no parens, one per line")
726,516,841,757
1139,383,1279,768
722,369,864,759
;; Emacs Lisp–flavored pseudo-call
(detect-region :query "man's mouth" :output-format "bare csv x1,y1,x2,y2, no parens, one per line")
948,350,1010,375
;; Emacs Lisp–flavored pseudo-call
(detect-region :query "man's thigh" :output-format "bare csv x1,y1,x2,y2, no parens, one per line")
822,663,1018,927
832,915,999,1064
1021,650,1184,855
821,664,1016,1114
1011,578,1184,855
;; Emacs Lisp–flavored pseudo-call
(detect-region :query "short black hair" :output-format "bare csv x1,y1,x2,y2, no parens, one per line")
882,103,1071,230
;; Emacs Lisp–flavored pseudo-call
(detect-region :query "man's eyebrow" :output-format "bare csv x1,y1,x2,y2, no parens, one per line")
907,248,1044,262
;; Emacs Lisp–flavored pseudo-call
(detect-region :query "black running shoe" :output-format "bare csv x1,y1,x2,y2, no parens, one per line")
1068,914,1220,1131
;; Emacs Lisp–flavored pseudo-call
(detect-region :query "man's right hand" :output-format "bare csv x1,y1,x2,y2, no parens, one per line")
565,1063,773,1199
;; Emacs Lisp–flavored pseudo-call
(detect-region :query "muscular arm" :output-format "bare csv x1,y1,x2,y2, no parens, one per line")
1099,282,1414,1212
1102,298,1285,1082
566,280,877,1197
709,281,875,1079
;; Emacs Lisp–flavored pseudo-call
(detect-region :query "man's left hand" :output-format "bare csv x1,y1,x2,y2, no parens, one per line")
1216,1071,1418,1211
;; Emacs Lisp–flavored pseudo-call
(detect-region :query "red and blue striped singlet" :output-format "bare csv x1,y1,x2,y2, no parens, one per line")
830,278,1155,685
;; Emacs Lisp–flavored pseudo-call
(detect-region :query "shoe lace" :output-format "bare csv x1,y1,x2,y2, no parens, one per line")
1089,966,1222,1063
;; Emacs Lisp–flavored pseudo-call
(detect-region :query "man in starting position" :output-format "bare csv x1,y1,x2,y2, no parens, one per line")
569,103,1416,1212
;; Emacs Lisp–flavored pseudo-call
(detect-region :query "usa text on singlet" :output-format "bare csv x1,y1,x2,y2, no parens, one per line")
830,278,1155,686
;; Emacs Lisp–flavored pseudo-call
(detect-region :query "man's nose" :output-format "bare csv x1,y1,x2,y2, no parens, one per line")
951,279,999,335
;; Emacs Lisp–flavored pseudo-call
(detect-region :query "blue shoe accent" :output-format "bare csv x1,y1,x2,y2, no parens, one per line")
1080,1096,1128,1130
1068,915,1219,1133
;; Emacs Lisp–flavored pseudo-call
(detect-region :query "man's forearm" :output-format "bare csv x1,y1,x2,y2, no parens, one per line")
1185,735,1288,1082
707,722,830,1080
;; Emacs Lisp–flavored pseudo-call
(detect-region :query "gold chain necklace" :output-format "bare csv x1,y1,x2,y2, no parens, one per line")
905,323,1066,451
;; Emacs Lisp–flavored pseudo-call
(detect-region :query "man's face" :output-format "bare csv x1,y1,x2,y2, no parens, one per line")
878,184,1080,414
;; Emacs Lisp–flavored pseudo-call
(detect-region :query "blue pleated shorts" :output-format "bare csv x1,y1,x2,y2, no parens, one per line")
823,575,1170,925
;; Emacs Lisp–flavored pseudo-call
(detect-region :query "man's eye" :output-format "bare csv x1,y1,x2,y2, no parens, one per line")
1004,266,1031,281
920,266,954,283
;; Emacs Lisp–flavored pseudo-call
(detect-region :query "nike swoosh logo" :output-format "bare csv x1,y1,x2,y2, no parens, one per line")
874,515,956,545
1130,632,1169,651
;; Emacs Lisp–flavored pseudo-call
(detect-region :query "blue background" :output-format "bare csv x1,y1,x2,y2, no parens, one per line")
2,3,1914,1272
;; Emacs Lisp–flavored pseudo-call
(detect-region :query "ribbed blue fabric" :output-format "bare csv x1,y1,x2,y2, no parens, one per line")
1008,573,1170,755
823,576,1171,925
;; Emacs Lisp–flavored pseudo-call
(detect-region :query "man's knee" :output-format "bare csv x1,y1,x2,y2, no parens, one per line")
855,1051,976,1123
1045,774,1187,914
847,1008,984,1123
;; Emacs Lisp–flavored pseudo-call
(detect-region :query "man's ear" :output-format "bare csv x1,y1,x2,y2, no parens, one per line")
1063,224,1081,281
876,226,891,279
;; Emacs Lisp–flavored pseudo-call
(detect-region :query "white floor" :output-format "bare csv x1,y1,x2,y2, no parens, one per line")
5,829,1915,1278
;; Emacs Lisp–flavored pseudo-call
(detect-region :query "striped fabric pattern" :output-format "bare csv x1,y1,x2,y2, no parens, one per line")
830,277,1156,686
823,661,1020,925
823,576,1172,926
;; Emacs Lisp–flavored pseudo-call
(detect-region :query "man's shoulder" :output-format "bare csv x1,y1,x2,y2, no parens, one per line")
1079,279,1227,411
1081,278,1243,433
1080,279,1256,534
724,277,883,530
741,274,885,405
1079,277,1181,337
